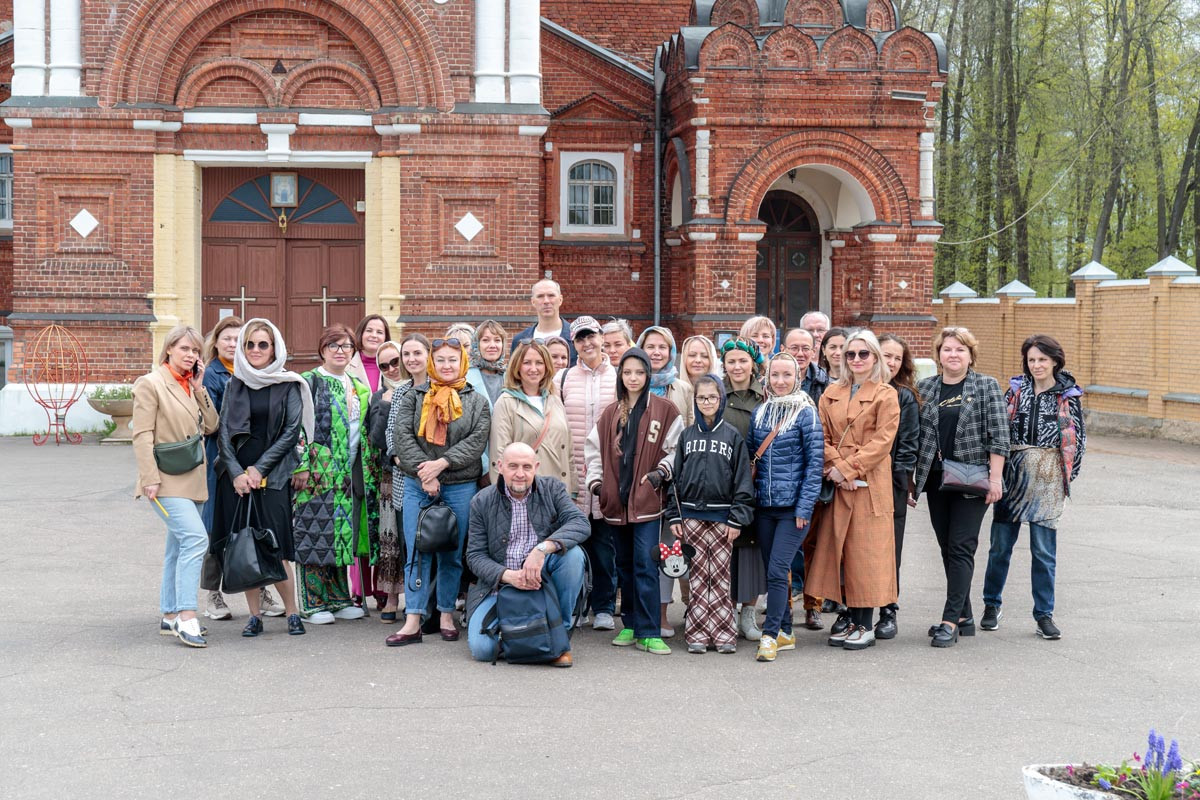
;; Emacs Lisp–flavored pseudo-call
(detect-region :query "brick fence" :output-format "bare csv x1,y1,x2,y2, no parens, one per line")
932,256,1200,444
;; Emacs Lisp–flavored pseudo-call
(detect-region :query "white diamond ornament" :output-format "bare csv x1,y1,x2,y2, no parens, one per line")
454,212,483,242
70,209,100,239
898,280,909,289
720,279,731,290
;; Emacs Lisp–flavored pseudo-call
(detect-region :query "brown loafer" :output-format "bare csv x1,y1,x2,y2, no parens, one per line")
385,630,422,647
550,651,573,668
440,627,460,642
804,609,823,630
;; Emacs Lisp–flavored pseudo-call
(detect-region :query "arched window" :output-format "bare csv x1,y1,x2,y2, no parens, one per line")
567,161,616,227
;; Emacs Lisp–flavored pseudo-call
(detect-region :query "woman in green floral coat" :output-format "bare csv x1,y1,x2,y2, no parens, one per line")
292,324,381,625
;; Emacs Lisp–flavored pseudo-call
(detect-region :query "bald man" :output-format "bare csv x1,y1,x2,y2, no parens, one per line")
464,443,590,665
511,278,576,363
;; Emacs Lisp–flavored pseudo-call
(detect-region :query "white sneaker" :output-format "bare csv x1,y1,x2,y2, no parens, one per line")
333,606,366,620
203,591,232,620
843,625,877,651
592,612,616,631
738,606,762,641
755,594,767,613
660,624,676,638
259,588,286,617
307,611,336,625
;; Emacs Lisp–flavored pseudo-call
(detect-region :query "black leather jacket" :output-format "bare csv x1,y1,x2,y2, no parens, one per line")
891,385,920,491
216,380,303,491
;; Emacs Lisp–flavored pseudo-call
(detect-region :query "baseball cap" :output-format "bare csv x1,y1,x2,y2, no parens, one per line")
570,315,601,340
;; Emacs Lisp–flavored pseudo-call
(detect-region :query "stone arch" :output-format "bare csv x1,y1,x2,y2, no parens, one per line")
880,27,939,73
820,24,878,70
698,23,759,70
100,0,451,110
726,129,910,226
709,0,760,29
762,27,819,70
280,59,380,108
175,58,278,107
865,0,897,31
783,0,841,30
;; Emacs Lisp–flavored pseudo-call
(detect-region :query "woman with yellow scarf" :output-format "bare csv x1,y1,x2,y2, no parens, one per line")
386,337,491,646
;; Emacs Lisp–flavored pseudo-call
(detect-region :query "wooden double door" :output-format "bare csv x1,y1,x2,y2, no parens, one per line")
201,169,365,369
755,190,820,331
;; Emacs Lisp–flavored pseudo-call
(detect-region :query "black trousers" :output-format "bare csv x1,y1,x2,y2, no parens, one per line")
884,481,909,612
926,487,988,623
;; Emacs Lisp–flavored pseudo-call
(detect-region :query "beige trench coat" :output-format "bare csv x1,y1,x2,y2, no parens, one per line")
132,365,220,501
488,390,576,493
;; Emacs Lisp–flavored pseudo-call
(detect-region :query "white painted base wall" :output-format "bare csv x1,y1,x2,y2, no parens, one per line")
0,384,124,435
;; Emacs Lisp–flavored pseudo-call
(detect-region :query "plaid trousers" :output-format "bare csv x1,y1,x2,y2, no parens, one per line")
682,519,736,647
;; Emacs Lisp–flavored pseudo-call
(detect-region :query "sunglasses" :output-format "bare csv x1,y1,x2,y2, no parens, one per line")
432,338,463,350
379,357,402,371
244,340,272,351
845,349,873,362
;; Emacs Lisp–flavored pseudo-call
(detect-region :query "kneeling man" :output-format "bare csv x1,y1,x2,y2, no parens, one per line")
466,442,590,666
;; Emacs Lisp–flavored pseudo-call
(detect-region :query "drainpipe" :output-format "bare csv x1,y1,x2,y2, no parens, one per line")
653,46,664,326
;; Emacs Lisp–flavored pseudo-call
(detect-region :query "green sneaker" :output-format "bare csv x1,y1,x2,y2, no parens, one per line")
612,628,637,647
636,637,672,655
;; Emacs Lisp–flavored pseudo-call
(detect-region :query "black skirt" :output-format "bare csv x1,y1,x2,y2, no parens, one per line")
212,476,297,564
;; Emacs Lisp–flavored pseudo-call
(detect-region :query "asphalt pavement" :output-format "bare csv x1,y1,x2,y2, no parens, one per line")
1,433,1197,800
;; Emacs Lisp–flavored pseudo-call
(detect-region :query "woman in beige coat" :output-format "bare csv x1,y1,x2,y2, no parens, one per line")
132,325,220,647
806,330,900,652
488,341,574,491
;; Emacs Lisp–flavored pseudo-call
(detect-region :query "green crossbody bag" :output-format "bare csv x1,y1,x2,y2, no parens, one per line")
153,408,205,475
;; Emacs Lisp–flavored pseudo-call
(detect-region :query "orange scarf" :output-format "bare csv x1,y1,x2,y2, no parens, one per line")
418,346,469,446
219,356,234,373
166,362,192,396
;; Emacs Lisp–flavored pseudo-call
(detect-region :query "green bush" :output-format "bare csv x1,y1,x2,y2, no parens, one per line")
89,384,134,401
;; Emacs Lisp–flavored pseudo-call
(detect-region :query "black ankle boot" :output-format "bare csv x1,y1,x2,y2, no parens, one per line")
875,607,897,640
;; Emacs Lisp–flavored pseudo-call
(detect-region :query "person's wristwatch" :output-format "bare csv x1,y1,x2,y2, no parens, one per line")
536,541,556,555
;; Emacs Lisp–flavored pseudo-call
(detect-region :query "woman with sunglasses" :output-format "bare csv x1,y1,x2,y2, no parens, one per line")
718,337,768,642
292,324,381,625
366,340,406,622
807,331,900,651
387,336,491,646
213,318,314,637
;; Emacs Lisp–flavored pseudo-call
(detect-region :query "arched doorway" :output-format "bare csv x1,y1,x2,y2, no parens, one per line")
201,169,365,368
755,190,820,331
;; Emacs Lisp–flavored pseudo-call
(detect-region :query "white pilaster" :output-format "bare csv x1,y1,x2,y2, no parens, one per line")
694,129,711,217
508,0,541,105
12,0,48,97
474,0,507,103
918,131,935,217
48,0,83,96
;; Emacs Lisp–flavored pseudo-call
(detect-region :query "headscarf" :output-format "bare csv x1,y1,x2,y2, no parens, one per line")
615,348,652,507
376,340,404,392
233,318,315,442
469,320,507,373
756,352,813,435
418,342,470,446
719,337,764,370
692,374,727,433
678,335,723,386
636,325,679,395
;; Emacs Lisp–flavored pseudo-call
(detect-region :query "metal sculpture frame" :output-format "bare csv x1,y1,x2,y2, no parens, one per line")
23,324,89,446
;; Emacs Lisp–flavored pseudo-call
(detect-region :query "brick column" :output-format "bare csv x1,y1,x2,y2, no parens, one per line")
995,279,1036,380
1068,261,1117,391
1144,256,1198,420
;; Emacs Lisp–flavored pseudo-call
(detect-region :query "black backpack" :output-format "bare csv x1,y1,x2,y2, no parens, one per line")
483,584,571,664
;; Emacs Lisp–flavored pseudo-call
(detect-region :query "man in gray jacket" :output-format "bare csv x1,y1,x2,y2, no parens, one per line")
465,443,590,665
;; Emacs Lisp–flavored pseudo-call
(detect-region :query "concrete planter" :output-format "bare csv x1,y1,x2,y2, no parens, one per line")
1023,765,1119,800
87,398,134,444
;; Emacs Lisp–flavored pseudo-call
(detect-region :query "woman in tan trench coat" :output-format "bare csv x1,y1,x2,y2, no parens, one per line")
807,329,900,651
488,341,574,492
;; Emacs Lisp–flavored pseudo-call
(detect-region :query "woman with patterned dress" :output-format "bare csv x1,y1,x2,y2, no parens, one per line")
292,323,380,625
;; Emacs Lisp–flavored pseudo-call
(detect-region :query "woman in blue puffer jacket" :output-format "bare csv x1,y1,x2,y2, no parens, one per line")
746,352,824,662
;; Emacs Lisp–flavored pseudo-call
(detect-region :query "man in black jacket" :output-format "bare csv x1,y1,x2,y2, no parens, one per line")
463,443,590,665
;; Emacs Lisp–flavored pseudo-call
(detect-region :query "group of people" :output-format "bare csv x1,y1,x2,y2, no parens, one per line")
133,277,1086,664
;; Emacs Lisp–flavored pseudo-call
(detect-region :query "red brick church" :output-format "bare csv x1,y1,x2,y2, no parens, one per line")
0,0,945,389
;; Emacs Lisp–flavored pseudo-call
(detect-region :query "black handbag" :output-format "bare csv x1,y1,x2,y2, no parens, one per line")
818,478,836,504
153,410,204,475
222,492,287,593
939,454,992,497
415,495,459,554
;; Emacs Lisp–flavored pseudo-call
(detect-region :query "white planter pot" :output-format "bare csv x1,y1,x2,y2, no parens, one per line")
1023,765,1119,800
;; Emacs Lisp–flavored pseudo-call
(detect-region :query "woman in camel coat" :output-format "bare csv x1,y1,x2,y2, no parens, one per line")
806,330,900,651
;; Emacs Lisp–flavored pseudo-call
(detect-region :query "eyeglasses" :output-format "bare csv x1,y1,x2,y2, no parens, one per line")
845,349,873,362
696,395,720,404
432,338,463,350
244,340,272,351
787,345,814,355
326,342,354,353
379,357,402,371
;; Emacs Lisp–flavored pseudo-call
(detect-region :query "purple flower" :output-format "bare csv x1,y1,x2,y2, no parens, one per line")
1098,778,1113,790
1066,764,1075,776
1166,739,1183,773
1133,752,1141,763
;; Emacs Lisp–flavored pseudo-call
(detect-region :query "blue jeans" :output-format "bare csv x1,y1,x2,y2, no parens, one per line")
757,508,808,638
467,547,586,661
612,520,662,639
983,520,1057,619
402,477,475,617
583,518,617,614
151,497,208,614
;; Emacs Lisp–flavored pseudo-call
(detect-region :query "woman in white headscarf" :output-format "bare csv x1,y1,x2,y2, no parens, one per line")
213,318,315,637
